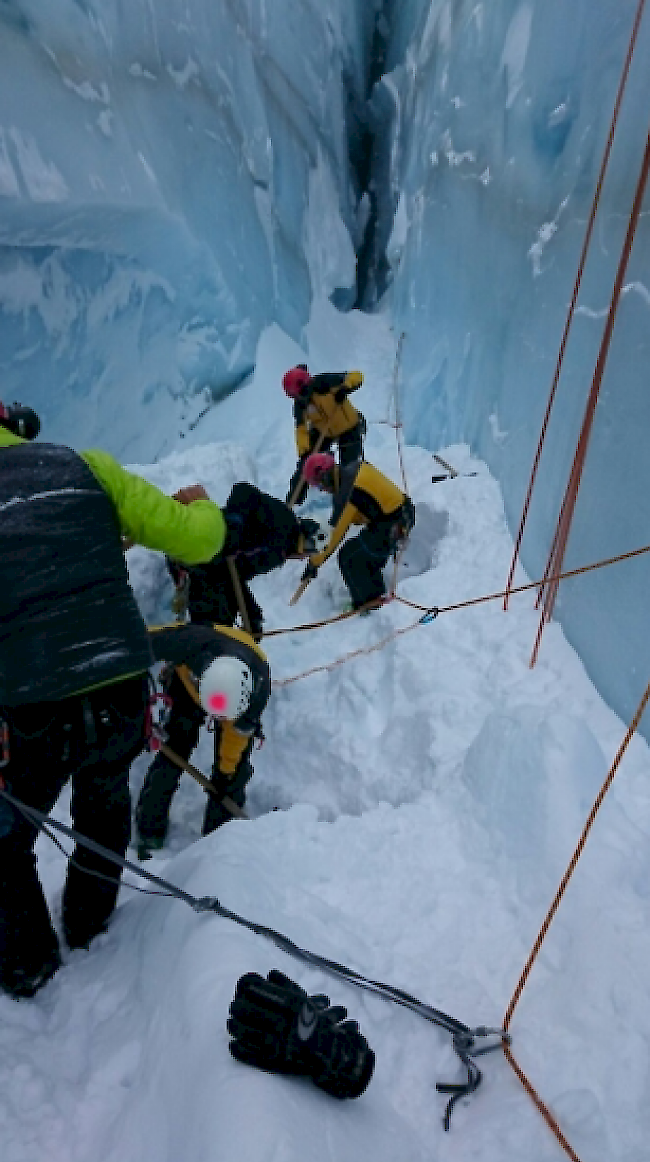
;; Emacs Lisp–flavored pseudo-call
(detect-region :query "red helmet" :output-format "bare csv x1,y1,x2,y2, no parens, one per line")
303,452,336,486
283,365,311,399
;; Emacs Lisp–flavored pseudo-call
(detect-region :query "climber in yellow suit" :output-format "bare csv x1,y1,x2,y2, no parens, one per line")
135,623,271,855
299,454,416,612
282,366,366,506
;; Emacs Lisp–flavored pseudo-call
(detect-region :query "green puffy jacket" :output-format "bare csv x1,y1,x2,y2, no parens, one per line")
0,427,226,565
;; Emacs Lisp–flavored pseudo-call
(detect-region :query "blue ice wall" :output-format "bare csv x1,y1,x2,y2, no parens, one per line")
0,0,374,460
378,0,650,734
2,0,649,734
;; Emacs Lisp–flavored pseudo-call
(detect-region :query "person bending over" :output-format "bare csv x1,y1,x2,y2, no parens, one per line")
0,403,226,999
283,366,366,506
135,622,271,856
299,453,415,612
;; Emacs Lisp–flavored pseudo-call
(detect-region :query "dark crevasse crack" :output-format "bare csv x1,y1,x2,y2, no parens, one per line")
347,2,396,310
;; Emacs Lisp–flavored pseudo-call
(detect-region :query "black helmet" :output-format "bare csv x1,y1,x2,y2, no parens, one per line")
0,402,41,440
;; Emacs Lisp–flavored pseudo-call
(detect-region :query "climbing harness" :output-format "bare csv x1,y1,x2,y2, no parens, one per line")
0,781,508,1128
144,689,173,750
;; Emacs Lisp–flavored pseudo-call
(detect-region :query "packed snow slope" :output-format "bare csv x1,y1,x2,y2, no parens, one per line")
1,0,648,745
2,305,650,1162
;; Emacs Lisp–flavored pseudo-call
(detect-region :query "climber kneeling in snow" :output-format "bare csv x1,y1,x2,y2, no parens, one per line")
170,481,326,637
299,454,415,612
0,406,227,999
283,365,366,507
135,623,271,858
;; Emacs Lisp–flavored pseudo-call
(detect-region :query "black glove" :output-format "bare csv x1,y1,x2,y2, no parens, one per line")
298,518,320,540
0,403,40,441
227,970,375,1099
248,612,264,641
223,510,245,555
301,563,318,583
297,518,321,554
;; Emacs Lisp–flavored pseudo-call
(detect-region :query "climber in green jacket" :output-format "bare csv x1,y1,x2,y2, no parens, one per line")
0,405,226,1000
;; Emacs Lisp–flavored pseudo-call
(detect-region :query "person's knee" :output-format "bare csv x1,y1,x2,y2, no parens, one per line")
338,538,359,571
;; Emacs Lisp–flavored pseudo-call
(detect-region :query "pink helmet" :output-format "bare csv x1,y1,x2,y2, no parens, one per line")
303,452,336,486
283,365,311,399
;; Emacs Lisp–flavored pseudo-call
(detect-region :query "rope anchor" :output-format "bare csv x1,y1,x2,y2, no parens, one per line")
419,607,439,625
0,783,508,1132
438,1027,511,1130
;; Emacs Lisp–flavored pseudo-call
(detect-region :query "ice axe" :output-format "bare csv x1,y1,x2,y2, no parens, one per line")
227,556,253,636
287,431,327,508
432,454,477,481
156,739,247,820
289,570,315,607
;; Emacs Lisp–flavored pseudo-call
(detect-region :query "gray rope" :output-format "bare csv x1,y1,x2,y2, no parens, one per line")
0,785,508,1126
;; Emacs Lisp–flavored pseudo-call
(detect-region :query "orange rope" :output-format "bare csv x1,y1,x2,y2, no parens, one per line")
392,333,408,495
389,332,408,598
501,680,650,1160
264,542,650,641
272,612,415,689
531,126,650,666
395,543,650,616
503,0,647,611
503,1046,583,1162
268,545,650,686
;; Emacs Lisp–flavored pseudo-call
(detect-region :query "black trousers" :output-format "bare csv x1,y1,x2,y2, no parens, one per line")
0,676,148,991
188,564,263,636
135,671,253,841
287,420,365,507
338,523,394,609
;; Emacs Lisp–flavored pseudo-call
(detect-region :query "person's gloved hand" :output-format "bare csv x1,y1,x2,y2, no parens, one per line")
301,562,318,583
0,403,40,441
297,518,321,554
298,518,320,539
227,970,375,1099
223,510,245,555
249,612,264,641
173,484,209,505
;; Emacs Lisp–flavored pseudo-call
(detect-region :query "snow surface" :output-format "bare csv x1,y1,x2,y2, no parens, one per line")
3,307,650,1162
2,2,649,741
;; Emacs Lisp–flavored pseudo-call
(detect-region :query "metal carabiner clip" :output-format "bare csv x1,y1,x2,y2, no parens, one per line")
0,718,10,769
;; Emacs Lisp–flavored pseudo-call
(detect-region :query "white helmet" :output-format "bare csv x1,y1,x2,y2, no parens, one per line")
198,656,254,720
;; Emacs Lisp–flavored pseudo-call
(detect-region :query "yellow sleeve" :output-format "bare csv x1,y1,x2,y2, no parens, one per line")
295,422,312,456
81,448,226,565
218,722,250,777
344,370,363,392
310,502,357,567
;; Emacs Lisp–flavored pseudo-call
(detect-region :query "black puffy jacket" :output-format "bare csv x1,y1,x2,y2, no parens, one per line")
0,442,153,704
